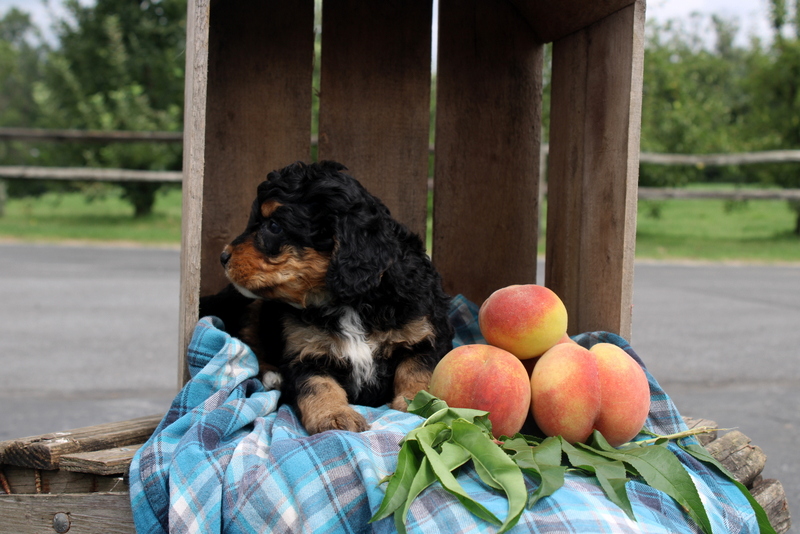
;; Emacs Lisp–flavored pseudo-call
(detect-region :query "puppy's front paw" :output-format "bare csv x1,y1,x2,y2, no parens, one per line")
303,407,369,434
390,395,411,412
260,370,283,391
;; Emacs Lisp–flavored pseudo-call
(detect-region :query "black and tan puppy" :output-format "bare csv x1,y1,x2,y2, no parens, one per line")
200,161,453,434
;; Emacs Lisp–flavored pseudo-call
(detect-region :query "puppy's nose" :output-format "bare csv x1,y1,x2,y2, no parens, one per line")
220,249,232,267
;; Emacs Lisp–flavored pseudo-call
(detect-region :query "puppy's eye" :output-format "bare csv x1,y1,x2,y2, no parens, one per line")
267,220,282,234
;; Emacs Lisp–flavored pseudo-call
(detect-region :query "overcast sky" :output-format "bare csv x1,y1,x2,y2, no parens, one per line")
0,0,777,47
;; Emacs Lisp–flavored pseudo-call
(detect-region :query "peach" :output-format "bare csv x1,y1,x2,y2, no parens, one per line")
530,342,650,447
428,344,531,438
479,284,568,360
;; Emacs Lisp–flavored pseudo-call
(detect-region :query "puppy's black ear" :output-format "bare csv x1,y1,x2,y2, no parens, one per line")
327,203,397,300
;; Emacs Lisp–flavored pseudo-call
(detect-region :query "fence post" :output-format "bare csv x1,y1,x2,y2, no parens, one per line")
0,180,6,218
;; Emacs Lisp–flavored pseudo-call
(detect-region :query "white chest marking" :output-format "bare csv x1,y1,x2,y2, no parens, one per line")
337,308,377,392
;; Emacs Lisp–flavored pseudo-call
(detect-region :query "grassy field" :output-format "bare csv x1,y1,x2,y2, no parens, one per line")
0,187,182,245
1,186,798,262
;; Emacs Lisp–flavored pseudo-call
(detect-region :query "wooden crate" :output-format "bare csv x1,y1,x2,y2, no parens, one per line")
0,416,160,533
177,0,646,384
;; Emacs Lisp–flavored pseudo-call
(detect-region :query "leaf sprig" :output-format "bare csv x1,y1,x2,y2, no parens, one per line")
370,391,776,534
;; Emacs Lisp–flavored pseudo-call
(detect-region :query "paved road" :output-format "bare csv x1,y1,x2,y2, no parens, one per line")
1,243,797,527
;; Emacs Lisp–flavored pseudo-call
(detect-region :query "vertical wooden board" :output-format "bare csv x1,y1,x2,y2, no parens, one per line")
545,0,645,340
544,30,587,335
179,0,315,383
179,0,211,388
317,0,432,237
433,0,543,304
202,0,315,296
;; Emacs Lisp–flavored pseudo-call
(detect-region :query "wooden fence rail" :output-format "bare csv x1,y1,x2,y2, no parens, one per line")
0,166,182,182
0,127,183,143
2,128,800,201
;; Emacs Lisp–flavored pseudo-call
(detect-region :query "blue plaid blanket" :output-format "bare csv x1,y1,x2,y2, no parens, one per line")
129,295,759,533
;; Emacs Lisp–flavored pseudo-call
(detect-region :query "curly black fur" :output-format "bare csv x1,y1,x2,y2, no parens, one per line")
200,161,453,432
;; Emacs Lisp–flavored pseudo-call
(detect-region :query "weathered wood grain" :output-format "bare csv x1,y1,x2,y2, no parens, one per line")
705,430,768,488
0,465,126,494
179,0,315,384
0,493,134,534
751,479,792,534
545,0,645,341
433,0,543,304
60,445,141,476
0,416,159,471
509,0,637,43
318,0,432,238
178,0,212,386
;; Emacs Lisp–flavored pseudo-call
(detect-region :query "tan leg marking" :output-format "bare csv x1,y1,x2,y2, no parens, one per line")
296,375,369,434
390,358,433,412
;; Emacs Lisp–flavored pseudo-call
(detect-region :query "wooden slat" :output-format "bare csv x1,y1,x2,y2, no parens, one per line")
317,0,432,237
509,0,636,43
0,493,134,534
60,445,141,476
179,0,212,387
544,0,645,341
1,465,127,494
0,415,159,471
433,0,544,304
201,0,315,297
179,0,315,383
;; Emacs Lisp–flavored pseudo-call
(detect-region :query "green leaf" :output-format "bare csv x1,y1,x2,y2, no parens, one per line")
506,436,568,508
679,442,777,534
418,436,502,526
450,420,528,533
407,390,449,417
409,391,494,435
394,456,438,534
565,440,635,520
370,442,419,522
584,439,714,534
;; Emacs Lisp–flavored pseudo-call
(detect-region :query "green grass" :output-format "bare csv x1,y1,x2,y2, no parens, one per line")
635,197,800,262
0,187,182,245
1,186,798,262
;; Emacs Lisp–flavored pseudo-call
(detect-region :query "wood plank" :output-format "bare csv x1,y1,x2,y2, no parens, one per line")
317,0,432,237
0,492,134,534
544,0,645,341
179,0,212,386
200,0,315,297
509,0,636,43
180,0,315,384
433,0,544,304
1,465,126,494
0,415,159,471
705,430,768,488
750,479,792,534
60,445,141,476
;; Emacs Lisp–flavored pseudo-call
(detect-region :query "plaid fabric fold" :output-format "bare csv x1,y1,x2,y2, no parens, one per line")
129,296,759,533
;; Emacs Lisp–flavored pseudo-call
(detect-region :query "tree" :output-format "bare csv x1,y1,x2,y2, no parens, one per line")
743,0,800,233
639,15,754,187
34,0,187,216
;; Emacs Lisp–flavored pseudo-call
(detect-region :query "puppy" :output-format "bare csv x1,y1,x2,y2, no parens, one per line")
200,161,454,434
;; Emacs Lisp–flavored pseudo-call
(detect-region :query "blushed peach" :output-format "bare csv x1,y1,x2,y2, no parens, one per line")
479,285,568,360
428,344,531,438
